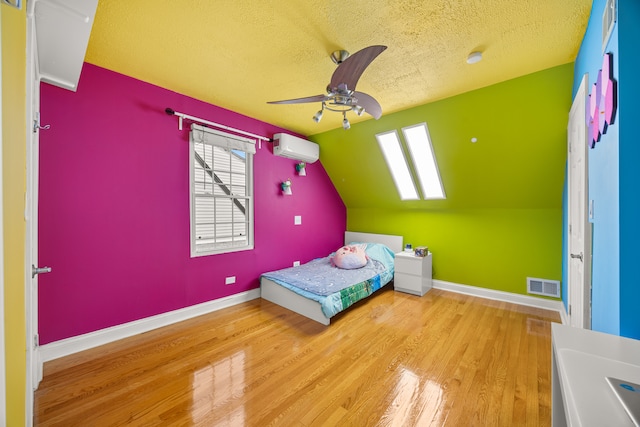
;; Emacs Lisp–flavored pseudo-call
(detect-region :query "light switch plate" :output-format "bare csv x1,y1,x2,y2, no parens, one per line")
294,215,302,225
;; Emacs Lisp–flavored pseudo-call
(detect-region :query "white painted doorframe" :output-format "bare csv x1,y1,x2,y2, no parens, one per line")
567,74,592,329
25,2,42,425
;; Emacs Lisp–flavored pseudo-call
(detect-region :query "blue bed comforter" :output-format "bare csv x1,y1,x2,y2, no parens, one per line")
261,242,395,318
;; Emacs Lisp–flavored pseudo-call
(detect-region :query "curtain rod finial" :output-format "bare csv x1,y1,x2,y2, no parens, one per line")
165,108,175,115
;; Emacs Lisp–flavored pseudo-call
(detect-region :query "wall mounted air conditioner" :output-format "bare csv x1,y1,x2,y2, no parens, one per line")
272,133,319,163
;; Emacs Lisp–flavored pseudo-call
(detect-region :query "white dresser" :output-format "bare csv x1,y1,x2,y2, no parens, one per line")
393,251,432,296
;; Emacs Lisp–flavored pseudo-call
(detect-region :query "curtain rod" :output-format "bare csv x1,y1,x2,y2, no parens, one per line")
165,108,272,142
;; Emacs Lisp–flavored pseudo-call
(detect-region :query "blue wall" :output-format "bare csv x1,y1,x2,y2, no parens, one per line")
618,0,640,339
568,0,640,339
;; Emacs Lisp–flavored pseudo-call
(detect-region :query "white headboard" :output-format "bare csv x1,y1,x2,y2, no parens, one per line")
344,231,403,254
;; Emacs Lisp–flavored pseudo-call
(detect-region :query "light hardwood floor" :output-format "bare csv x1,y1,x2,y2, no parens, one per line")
35,286,561,426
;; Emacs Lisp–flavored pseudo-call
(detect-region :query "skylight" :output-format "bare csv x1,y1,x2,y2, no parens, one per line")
403,123,445,199
376,130,419,200
376,123,445,201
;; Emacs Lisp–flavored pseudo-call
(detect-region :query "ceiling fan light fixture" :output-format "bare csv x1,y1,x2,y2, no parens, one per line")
270,45,387,129
342,113,350,130
466,51,483,64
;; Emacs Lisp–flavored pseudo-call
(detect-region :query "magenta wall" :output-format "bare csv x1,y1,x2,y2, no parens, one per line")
38,63,346,344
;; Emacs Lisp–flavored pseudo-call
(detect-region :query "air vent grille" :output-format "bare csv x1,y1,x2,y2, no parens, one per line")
527,277,561,298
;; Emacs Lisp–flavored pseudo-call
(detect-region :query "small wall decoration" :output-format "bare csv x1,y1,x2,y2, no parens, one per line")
588,53,617,148
281,179,292,195
296,162,307,176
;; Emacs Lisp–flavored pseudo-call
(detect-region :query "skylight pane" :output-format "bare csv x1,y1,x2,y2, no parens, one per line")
376,131,419,200
403,123,445,199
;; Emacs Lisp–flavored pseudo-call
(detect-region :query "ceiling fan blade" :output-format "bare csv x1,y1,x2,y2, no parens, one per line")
353,91,382,119
329,45,387,91
267,94,326,104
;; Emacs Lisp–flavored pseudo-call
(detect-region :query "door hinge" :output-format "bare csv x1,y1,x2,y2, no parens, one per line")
34,334,39,348
568,304,572,315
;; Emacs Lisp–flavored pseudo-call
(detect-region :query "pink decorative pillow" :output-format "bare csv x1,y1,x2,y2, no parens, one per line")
331,244,368,269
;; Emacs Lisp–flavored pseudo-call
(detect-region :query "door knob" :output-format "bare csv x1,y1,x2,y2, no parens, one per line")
32,265,52,278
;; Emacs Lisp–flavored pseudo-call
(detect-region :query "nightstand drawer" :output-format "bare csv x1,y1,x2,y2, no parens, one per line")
395,255,424,276
394,273,425,296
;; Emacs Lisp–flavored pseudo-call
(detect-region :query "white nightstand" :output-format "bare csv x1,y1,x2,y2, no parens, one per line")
394,251,432,296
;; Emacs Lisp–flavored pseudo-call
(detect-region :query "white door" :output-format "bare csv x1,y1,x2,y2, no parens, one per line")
26,0,46,414
567,74,592,329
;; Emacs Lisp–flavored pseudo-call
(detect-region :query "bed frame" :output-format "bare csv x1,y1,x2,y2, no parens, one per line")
260,231,403,325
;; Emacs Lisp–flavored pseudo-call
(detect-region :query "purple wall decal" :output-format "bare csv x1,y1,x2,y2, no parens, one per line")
588,53,617,148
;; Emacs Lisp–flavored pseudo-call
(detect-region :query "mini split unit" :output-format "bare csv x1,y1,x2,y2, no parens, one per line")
272,133,320,163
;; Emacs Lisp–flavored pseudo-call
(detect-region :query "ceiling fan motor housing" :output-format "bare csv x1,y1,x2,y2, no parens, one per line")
268,45,387,122
330,50,350,64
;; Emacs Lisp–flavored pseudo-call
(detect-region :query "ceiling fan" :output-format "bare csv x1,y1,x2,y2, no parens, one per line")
268,45,387,129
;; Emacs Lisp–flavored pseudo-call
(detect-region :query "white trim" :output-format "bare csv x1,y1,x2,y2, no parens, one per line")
567,74,592,329
38,280,567,363
433,280,566,322
39,289,260,362
25,4,40,426
557,303,569,326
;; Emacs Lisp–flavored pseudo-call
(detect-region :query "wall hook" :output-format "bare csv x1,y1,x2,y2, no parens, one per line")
33,112,50,133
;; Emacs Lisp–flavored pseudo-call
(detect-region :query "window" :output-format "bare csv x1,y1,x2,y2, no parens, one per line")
189,124,254,256
402,123,445,199
376,122,445,200
376,130,419,200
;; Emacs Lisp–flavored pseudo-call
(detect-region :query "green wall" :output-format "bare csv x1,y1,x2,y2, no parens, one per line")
348,208,561,294
312,63,573,296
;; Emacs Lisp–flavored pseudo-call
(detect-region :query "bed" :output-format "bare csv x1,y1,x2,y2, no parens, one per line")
260,231,403,325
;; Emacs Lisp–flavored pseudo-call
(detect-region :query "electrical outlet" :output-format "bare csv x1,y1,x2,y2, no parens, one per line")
293,261,300,267
225,276,236,285
294,215,302,225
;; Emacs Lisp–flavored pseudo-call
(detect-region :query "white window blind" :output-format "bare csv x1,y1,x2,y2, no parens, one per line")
189,124,254,256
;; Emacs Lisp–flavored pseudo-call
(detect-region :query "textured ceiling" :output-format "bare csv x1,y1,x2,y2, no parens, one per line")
85,0,592,136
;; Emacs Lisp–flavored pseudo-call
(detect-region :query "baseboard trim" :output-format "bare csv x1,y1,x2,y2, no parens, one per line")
557,302,569,325
432,279,566,321
39,289,261,362
40,281,569,362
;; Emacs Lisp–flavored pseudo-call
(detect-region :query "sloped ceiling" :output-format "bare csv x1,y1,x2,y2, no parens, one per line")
85,0,592,136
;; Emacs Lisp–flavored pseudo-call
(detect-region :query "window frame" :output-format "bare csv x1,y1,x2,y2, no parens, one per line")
402,123,446,200
189,124,255,257
376,122,446,201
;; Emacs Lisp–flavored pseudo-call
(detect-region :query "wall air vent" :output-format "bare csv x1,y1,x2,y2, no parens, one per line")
527,277,561,298
602,0,616,53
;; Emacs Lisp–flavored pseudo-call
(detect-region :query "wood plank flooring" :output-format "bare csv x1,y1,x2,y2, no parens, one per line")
34,286,561,426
